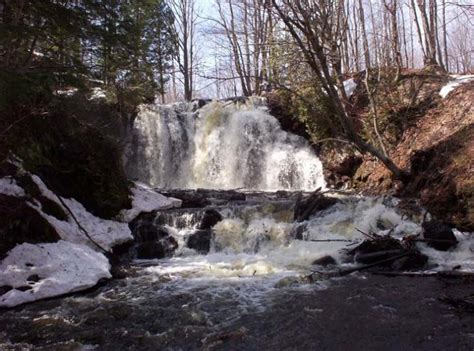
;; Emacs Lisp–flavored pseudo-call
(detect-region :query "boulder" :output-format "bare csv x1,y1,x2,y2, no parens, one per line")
391,252,428,271
186,230,212,254
0,194,60,259
136,236,178,259
132,222,169,242
199,209,223,230
348,236,428,270
422,220,457,251
312,255,337,266
291,223,307,240
349,237,404,265
294,191,338,222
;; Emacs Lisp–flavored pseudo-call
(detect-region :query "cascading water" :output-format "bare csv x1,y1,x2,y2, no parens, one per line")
125,97,325,191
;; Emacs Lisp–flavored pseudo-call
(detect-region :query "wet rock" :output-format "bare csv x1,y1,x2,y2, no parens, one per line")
136,236,178,259
348,236,428,270
348,237,404,265
186,230,212,254
198,209,223,230
132,222,169,242
161,189,245,208
291,223,307,240
27,274,41,283
111,240,134,256
160,190,210,208
110,265,140,279
294,191,338,222
312,256,337,266
192,98,212,110
0,194,61,258
391,252,428,271
422,220,457,251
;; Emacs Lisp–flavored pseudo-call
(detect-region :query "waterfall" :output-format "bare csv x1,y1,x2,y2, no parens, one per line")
125,97,325,191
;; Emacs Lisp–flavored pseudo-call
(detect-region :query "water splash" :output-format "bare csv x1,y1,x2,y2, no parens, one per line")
125,98,325,191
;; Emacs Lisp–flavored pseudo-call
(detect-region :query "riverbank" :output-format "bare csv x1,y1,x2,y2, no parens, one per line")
268,70,473,230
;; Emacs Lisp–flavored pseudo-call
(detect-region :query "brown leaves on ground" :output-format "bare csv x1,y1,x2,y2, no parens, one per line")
355,80,474,230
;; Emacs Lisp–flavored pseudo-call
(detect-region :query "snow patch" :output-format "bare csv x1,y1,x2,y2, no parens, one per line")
439,75,474,98
53,88,78,97
343,78,358,98
0,241,110,308
89,87,107,100
30,175,132,251
119,183,182,222
0,178,25,197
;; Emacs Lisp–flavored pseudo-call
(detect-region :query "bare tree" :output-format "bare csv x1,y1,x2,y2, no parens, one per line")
413,0,439,67
270,0,406,179
210,0,275,96
170,0,197,101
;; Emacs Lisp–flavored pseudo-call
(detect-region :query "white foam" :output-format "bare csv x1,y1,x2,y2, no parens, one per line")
143,196,474,290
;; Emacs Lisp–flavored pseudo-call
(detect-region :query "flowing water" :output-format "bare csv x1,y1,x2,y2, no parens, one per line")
2,100,473,350
124,98,324,191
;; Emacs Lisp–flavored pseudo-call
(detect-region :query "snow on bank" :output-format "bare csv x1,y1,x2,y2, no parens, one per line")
88,87,107,100
439,75,474,98
343,78,358,98
1,168,181,306
0,241,111,308
119,183,182,222
0,178,25,197
53,88,78,97
30,175,132,251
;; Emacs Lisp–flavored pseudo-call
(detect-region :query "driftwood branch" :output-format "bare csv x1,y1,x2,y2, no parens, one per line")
308,251,412,281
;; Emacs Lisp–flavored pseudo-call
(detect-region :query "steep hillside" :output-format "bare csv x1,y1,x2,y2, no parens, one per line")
354,80,473,230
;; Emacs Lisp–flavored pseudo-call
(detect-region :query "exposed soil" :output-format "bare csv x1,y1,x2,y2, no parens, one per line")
353,80,473,230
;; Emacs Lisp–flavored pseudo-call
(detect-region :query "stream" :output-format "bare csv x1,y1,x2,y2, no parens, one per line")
1,191,473,350
1,99,473,350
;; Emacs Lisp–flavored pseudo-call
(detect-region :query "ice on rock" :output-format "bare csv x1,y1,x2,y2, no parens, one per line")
0,241,111,308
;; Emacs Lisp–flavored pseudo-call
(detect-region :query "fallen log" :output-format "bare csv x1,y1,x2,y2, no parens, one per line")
307,251,412,281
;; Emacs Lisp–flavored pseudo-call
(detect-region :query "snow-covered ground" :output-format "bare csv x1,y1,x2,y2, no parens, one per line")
0,241,111,308
343,78,358,98
439,75,474,98
119,182,182,222
53,88,78,97
0,170,182,307
0,178,25,197
30,175,133,251
88,87,107,100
